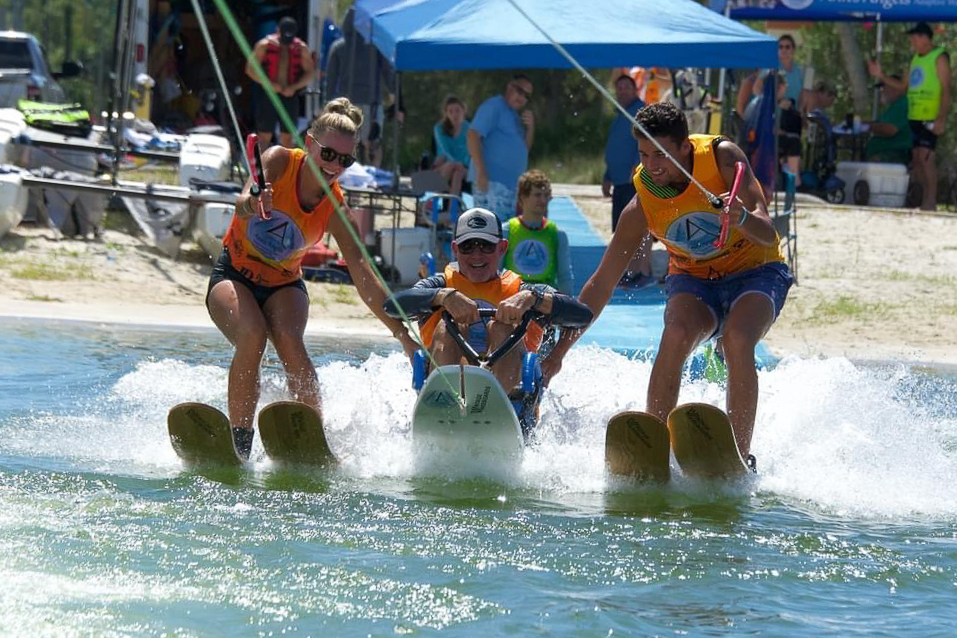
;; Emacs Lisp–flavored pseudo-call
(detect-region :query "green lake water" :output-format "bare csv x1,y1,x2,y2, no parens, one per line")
1,318,955,637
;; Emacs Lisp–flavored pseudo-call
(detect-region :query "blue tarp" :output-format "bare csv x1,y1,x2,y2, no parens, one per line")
710,0,957,22
353,0,778,71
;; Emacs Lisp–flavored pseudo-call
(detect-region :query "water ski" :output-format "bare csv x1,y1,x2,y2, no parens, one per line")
667,403,750,479
412,364,524,466
168,402,243,466
604,411,670,482
257,401,336,466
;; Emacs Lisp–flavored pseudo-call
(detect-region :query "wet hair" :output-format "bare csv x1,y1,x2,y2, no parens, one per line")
615,73,636,88
778,34,796,48
517,169,551,201
633,102,688,146
440,94,465,138
309,97,363,140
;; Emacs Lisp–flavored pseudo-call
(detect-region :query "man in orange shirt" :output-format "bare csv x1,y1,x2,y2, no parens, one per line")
545,103,792,461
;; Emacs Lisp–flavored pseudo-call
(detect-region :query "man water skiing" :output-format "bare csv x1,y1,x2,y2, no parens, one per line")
544,103,792,459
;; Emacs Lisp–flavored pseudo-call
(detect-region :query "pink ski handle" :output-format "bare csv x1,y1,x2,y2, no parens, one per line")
714,161,746,249
245,134,271,219
245,134,261,197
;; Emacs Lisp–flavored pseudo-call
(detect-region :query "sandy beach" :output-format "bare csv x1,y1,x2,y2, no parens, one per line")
3,188,957,367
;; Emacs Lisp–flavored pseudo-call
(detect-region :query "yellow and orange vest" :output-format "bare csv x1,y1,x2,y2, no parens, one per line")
634,134,783,279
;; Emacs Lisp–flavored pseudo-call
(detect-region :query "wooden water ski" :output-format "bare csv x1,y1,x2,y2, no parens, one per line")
605,411,670,482
168,402,243,467
668,403,750,479
258,401,336,466
605,411,671,481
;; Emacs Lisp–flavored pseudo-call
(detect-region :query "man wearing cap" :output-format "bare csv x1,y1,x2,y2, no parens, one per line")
868,22,951,210
384,207,591,400
246,16,315,149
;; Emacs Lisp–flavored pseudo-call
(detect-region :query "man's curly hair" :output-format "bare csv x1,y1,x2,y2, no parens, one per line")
632,102,688,147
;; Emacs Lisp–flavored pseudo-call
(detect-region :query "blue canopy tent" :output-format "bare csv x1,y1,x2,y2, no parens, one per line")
351,0,779,182
352,0,779,71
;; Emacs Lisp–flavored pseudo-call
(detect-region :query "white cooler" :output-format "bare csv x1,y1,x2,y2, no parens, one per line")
194,201,234,259
836,161,909,208
179,133,231,186
379,227,431,285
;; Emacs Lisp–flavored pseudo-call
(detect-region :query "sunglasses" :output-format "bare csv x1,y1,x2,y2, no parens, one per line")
510,84,532,99
456,239,498,254
308,135,356,168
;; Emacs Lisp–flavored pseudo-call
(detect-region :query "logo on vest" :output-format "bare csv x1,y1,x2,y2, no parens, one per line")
515,239,549,275
664,211,723,259
246,210,305,262
910,66,925,88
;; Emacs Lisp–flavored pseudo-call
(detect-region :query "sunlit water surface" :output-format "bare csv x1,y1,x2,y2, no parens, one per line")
1,317,955,637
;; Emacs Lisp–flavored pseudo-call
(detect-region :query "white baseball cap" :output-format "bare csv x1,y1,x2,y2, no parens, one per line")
454,208,502,244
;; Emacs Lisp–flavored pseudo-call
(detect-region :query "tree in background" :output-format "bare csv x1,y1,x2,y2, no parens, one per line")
4,0,117,117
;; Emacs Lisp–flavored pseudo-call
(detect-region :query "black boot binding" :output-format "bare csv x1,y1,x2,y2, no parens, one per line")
232,427,254,461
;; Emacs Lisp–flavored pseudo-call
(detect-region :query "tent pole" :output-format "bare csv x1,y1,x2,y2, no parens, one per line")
393,71,401,190
872,18,883,120
715,4,729,136
108,0,129,187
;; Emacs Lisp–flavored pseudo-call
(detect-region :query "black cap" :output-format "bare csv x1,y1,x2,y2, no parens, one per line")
278,16,298,43
906,22,934,38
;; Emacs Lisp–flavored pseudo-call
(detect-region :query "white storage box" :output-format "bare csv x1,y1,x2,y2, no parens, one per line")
836,161,909,208
0,166,28,238
179,133,231,186
194,202,234,259
379,227,431,285
0,109,26,164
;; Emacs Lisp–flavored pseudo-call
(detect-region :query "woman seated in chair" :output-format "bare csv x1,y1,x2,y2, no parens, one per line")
432,95,471,195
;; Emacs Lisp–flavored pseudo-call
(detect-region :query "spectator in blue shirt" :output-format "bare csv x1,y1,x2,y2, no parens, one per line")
603,73,652,287
467,75,536,222
603,73,644,230
432,95,470,195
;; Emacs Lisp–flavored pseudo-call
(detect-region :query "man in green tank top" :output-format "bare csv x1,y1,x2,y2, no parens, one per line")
868,22,951,210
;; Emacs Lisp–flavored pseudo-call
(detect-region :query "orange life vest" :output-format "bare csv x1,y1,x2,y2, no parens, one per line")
634,134,783,279
262,34,307,86
224,148,340,286
420,264,544,352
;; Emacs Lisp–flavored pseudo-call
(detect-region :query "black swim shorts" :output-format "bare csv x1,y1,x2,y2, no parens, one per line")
909,120,938,151
206,248,307,310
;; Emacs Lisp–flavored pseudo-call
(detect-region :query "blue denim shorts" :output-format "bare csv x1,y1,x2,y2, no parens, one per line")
665,262,793,339
473,180,517,223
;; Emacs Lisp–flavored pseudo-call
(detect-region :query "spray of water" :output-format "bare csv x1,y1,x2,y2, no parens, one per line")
9,347,955,522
